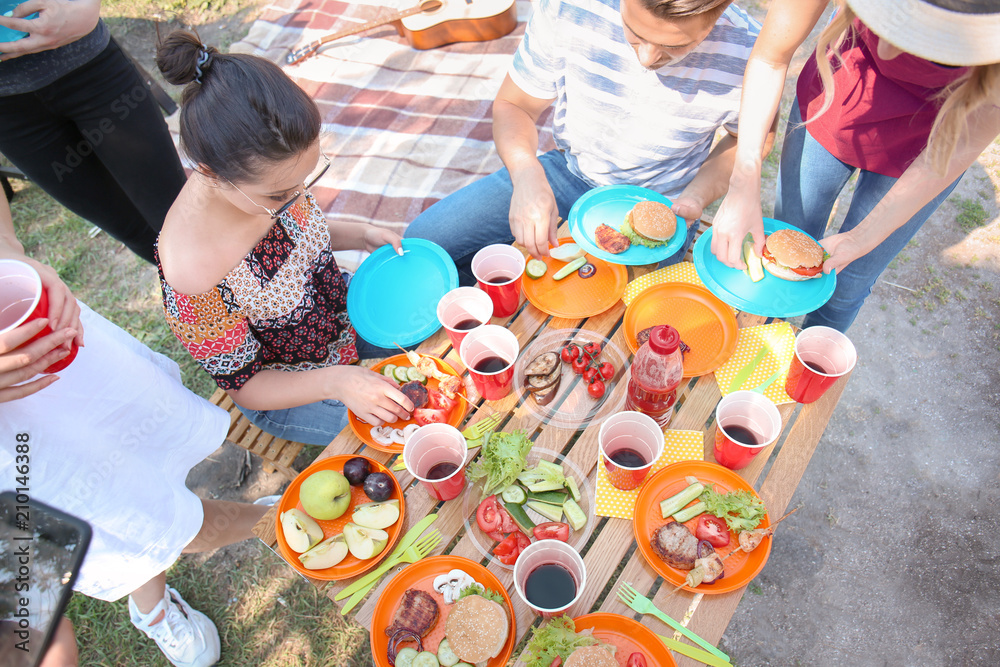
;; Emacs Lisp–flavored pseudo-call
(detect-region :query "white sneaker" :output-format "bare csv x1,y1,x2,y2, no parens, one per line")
129,585,221,667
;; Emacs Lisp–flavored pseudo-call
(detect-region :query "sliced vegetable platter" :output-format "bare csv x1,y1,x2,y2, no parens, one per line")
462,444,595,570
370,555,515,667
633,460,772,594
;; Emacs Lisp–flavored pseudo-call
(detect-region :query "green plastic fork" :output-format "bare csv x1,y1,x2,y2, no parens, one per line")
339,530,442,615
392,413,500,471
616,582,731,665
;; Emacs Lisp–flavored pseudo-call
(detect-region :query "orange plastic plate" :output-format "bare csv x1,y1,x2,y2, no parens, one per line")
348,354,467,453
369,555,516,667
274,455,405,581
624,282,738,377
572,613,678,667
633,461,772,595
521,238,627,318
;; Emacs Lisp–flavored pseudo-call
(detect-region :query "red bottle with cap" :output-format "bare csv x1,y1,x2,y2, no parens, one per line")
625,325,683,428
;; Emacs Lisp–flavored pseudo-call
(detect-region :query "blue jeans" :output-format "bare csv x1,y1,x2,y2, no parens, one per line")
404,150,696,285
235,337,401,447
776,99,963,332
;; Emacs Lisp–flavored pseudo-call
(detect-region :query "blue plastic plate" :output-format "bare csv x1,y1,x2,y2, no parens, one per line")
347,238,458,348
568,185,687,266
692,218,836,318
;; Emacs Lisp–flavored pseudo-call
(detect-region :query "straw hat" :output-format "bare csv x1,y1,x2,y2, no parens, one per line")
846,0,1000,66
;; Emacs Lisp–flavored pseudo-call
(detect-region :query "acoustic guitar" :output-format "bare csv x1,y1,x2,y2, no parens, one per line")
286,0,518,65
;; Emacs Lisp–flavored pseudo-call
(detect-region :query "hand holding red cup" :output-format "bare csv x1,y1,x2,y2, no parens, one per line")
0,259,78,374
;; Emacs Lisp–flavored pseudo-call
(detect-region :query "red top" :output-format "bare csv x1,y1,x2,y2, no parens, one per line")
797,19,968,177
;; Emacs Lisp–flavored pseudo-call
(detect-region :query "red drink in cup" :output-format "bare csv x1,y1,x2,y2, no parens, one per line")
459,324,519,400
470,244,525,318
403,423,468,501
436,286,493,352
785,326,857,404
0,259,78,373
712,390,782,469
598,411,664,490
513,539,586,618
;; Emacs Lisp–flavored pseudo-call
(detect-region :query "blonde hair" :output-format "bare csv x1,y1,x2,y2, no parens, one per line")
808,0,1000,175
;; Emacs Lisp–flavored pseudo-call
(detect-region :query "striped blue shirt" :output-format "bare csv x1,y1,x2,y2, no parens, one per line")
511,0,760,197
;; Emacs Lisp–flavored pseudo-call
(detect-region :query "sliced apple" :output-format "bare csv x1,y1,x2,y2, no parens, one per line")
343,522,390,560
351,499,401,530
298,534,349,570
280,509,325,553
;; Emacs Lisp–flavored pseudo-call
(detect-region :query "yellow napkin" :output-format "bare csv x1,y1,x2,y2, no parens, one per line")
713,322,796,404
622,262,704,306
595,429,703,519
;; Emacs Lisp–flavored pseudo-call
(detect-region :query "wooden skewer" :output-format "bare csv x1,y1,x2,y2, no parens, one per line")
391,342,474,403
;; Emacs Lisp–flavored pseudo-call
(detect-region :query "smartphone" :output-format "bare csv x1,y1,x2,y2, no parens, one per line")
0,492,91,667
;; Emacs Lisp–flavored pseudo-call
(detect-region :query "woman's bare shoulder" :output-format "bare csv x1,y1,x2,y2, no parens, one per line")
158,189,241,296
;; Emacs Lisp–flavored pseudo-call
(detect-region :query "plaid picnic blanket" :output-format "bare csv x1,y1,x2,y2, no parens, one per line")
226,0,554,271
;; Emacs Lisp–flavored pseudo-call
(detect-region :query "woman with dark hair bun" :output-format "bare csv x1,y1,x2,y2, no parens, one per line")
154,31,414,448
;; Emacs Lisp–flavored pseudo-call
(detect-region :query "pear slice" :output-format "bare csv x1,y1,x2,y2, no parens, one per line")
298,534,349,570
343,522,390,560
280,509,324,553
351,499,401,530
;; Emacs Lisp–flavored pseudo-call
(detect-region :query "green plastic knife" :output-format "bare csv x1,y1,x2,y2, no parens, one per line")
333,513,437,601
728,346,768,393
657,635,733,666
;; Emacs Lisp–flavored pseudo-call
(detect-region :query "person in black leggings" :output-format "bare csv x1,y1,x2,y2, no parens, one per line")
0,1,185,264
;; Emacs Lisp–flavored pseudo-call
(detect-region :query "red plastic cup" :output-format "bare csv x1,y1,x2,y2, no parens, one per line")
513,539,587,618
459,324,519,400
402,423,468,501
436,286,493,352
0,259,78,373
785,326,857,404
598,411,664,491
470,244,525,318
712,390,782,470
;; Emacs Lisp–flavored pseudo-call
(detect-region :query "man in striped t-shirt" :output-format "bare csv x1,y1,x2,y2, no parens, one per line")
406,0,772,276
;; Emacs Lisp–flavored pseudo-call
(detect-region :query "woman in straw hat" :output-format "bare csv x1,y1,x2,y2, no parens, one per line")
710,0,1000,331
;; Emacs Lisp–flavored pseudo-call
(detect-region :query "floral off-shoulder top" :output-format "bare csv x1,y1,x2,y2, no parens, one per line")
157,194,359,391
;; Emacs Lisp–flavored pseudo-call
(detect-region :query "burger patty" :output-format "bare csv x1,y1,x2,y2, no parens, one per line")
399,381,429,409
385,589,439,637
650,521,700,570
594,224,630,254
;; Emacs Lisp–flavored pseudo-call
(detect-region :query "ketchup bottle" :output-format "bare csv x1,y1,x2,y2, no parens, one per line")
625,325,683,428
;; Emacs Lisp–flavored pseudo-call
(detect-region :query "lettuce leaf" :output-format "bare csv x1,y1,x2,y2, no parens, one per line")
457,584,505,606
466,429,533,499
619,217,665,249
700,485,767,532
523,615,615,667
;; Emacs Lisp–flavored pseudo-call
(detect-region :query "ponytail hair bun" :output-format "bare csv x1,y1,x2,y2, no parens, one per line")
156,30,219,86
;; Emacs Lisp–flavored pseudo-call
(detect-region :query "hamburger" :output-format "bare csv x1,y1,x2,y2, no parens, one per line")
564,645,618,667
444,594,508,663
760,229,825,281
621,200,676,248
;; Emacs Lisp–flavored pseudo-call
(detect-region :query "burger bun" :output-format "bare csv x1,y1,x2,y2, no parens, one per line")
762,229,824,281
628,201,676,243
444,594,508,663
564,645,619,667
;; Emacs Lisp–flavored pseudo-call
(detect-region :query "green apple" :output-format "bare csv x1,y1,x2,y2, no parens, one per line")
343,522,390,560
298,534,349,570
351,499,401,530
280,509,324,553
299,470,352,520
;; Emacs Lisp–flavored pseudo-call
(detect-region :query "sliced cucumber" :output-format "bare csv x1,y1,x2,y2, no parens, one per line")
412,651,439,667
501,485,527,504
437,638,460,667
563,497,587,531
526,490,569,506
743,235,765,283
525,480,565,493
527,500,563,523
393,366,411,383
565,476,581,503
395,647,418,667
553,256,587,280
504,502,537,532
406,366,428,384
526,258,548,279
382,364,398,378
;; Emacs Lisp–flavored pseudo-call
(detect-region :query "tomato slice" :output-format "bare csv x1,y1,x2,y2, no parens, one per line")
514,529,531,552
790,264,823,276
477,496,501,534
532,522,570,542
413,407,449,426
493,532,521,564
426,389,457,412
549,658,563,667
695,515,731,548
626,653,648,667
498,507,518,534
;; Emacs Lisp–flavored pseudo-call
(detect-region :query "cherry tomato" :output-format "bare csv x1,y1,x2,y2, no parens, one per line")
492,533,520,564
695,515,731,548
587,379,606,399
599,361,615,379
626,653,648,667
414,407,448,426
571,356,588,374
584,342,602,356
477,496,502,534
583,367,599,384
532,522,570,542
560,345,578,363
